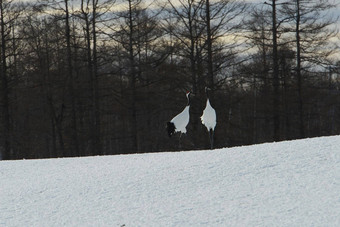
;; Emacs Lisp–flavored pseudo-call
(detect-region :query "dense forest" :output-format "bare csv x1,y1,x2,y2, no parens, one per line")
0,0,339,160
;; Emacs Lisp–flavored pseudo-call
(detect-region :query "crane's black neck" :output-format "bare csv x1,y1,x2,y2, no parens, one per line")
205,87,211,99
186,93,191,106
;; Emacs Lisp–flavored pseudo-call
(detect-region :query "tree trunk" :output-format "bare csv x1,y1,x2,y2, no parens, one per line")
296,0,304,138
271,0,280,141
128,0,138,153
92,0,102,155
0,0,11,160
206,0,214,91
65,0,79,156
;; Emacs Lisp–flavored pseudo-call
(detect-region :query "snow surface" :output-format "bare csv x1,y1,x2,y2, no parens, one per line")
201,98,216,131
170,105,190,134
1,136,340,226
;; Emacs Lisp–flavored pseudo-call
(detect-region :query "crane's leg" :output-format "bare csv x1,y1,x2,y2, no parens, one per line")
211,129,214,149
208,130,211,149
209,129,214,150
179,133,182,150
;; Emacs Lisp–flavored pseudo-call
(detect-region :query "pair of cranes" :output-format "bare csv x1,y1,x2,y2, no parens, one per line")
167,88,216,149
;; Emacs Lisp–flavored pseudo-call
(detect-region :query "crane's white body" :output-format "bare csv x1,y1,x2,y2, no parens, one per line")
167,92,191,138
170,105,190,134
201,99,216,131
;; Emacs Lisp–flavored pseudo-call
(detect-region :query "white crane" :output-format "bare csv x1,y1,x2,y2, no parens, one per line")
167,91,191,138
201,87,216,149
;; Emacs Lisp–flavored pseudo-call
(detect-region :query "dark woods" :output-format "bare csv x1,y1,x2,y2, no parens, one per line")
0,0,339,160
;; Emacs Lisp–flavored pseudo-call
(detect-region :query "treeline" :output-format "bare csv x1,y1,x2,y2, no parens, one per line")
0,0,339,160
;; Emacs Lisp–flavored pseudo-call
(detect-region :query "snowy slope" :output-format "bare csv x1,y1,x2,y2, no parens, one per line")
1,136,340,226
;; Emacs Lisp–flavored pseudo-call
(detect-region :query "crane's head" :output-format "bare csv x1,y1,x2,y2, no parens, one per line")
205,87,212,98
205,87,212,92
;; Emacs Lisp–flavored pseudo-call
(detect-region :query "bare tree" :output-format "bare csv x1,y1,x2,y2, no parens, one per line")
281,0,338,138
264,0,281,141
0,0,26,159
203,0,246,91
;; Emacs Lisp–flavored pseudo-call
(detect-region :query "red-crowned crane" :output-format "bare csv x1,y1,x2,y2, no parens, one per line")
201,87,216,149
167,91,191,138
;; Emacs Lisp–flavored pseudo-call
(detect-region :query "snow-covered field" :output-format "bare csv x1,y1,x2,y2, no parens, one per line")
1,136,340,226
